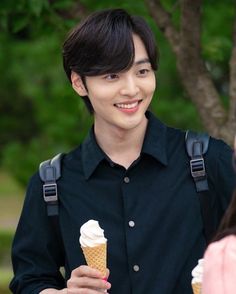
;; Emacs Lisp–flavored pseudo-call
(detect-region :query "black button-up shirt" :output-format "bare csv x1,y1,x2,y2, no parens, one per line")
10,112,235,294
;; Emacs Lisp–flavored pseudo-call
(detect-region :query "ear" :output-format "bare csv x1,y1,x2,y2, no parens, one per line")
71,72,88,96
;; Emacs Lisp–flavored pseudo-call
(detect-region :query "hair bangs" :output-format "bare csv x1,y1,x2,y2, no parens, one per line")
85,36,134,76
76,11,135,76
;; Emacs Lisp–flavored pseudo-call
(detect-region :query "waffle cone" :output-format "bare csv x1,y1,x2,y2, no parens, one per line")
192,282,201,294
81,243,107,277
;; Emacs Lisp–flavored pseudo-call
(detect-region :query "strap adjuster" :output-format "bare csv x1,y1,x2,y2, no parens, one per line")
190,158,206,178
43,183,58,202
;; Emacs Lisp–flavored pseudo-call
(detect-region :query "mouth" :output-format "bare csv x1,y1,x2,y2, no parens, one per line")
114,99,143,109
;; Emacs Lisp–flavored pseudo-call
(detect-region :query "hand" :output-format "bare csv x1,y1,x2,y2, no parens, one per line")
202,235,236,294
39,289,67,293
67,265,111,294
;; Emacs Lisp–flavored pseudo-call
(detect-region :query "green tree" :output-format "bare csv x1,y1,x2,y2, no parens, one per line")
146,0,236,145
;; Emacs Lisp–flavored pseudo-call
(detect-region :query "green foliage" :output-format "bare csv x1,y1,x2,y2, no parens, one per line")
202,1,234,63
0,0,48,33
0,230,13,266
152,94,203,131
0,0,233,185
0,19,93,185
201,1,234,99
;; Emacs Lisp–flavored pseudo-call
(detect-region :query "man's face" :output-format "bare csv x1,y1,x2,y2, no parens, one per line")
75,34,156,133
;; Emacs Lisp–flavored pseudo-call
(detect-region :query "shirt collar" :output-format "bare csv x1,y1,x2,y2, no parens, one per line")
81,111,168,179
81,128,106,180
142,111,168,166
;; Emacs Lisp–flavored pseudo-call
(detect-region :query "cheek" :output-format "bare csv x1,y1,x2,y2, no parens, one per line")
88,91,112,109
90,87,117,104
145,76,156,95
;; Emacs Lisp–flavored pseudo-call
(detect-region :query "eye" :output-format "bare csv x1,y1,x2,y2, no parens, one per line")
104,74,119,81
137,69,150,76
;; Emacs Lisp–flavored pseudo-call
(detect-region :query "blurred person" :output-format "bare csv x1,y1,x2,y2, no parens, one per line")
202,137,236,294
9,8,235,294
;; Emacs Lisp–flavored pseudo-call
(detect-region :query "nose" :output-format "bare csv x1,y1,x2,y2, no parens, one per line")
120,76,140,97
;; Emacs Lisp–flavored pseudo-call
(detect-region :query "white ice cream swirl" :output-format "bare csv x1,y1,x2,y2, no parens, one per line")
191,258,204,284
79,220,107,247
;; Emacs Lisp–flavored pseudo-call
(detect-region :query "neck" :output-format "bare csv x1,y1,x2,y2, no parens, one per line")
94,118,148,169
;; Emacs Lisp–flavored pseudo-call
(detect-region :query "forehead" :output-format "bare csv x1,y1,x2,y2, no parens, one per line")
133,34,149,62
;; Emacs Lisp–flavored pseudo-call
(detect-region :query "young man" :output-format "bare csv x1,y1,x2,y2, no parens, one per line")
10,8,235,294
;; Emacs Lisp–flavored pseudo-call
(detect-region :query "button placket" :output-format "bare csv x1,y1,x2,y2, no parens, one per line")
124,176,130,183
128,220,135,227
123,173,140,277
133,265,140,272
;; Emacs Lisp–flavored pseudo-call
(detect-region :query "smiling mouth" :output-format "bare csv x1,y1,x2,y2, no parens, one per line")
114,100,143,109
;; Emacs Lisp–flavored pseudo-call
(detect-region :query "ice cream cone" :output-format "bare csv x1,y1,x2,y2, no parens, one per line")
192,282,201,294
81,242,107,277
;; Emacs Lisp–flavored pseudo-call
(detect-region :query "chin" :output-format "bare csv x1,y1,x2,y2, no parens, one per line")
120,116,146,130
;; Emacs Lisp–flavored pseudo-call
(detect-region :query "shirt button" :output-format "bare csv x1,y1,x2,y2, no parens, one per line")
133,265,140,272
128,220,135,227
124,176,130,183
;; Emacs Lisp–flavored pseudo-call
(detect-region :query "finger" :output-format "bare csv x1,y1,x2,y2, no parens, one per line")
202,240,225,293
67,276,111,291
71,265,104,279
222,236,236,293
68,287,107,294
104,268,110,280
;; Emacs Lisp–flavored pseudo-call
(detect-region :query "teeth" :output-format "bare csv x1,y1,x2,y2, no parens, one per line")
115,101,139,109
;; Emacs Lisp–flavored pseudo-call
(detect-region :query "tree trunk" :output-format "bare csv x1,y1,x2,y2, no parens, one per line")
146,0,236,146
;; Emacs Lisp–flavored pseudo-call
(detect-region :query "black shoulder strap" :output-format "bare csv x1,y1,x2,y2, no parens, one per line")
39,153,65,258
39,153,64,217
185,131,214,244
185,130,209,192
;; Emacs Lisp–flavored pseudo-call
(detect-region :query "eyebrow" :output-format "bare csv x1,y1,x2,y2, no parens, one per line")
134,58,151,65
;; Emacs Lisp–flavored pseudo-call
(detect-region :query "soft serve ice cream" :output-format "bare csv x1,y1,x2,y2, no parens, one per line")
191,258,204,294
80,219,107,247
80,220,107,277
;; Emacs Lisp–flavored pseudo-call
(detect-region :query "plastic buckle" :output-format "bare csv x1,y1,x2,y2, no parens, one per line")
43,183,58,202
190,158,206,178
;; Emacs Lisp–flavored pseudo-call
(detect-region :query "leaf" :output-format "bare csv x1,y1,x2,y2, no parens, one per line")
50,0,74,10
0,12,8,32
12,14,29,33
27,0,45,17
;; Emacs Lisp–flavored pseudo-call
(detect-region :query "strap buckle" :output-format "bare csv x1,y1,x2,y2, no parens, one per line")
43,183,58,202
190,158,206,178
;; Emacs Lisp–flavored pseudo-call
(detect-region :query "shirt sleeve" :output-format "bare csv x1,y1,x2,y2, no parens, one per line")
9,173,65,294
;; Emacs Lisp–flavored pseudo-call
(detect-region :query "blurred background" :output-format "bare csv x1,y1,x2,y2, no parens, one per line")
0,0,235,292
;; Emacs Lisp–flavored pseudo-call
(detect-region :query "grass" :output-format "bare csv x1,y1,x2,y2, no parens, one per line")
0,170,24,230
0,268,13,294
0,170,24,197
0,169,24,293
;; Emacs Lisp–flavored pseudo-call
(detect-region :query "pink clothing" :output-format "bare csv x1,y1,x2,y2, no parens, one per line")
202,235,236,294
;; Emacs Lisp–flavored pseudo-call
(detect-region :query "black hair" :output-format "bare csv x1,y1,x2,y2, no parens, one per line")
212,190,236,241
62,8,159,113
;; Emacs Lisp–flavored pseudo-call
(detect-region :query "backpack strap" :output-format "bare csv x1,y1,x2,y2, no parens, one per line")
185,131,209,192
185,131,214,244
39,153,65,257
39,153,64,217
